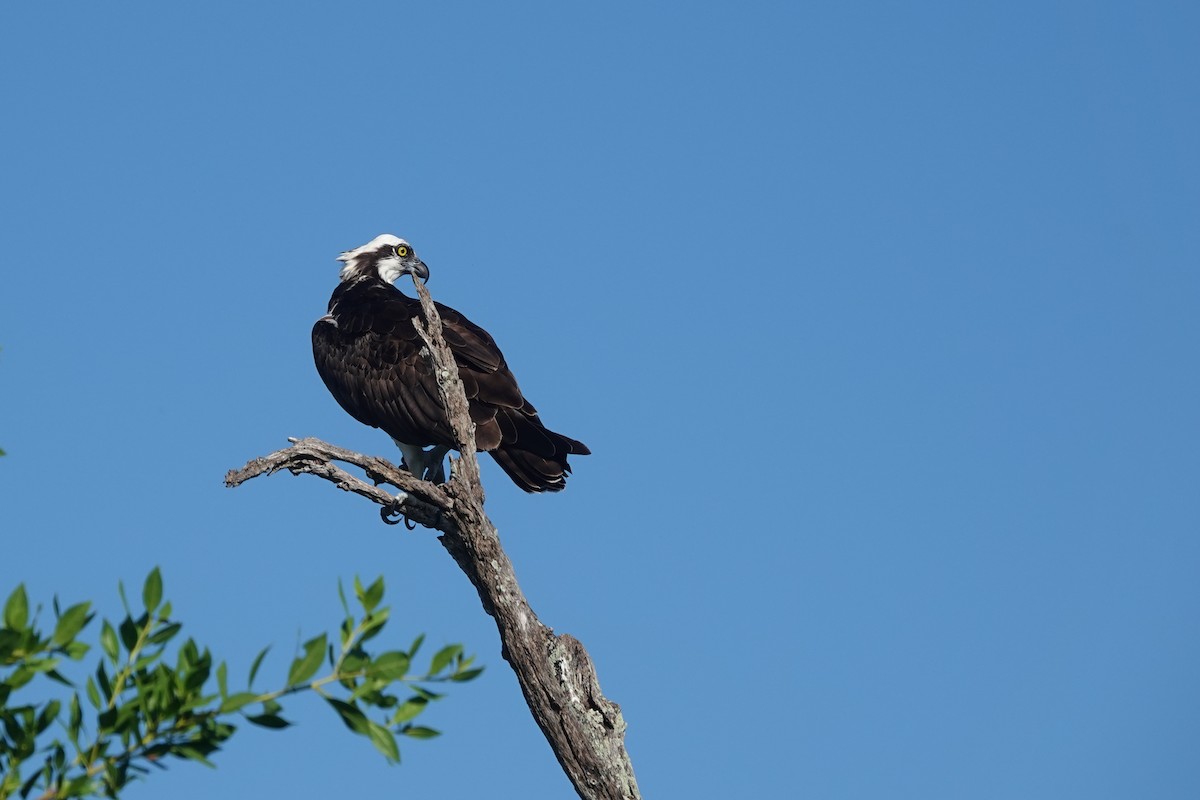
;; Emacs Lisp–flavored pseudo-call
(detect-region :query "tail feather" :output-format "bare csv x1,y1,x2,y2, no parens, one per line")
499,409,590,459
487,411,589,492
489,446,577,493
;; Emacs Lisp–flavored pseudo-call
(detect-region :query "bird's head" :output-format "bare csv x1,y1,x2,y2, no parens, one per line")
337,234,430,283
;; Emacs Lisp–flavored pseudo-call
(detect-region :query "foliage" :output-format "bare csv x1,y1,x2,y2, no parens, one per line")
0,570,482,799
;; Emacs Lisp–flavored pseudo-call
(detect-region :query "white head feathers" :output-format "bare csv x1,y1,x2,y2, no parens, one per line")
337,234,410,281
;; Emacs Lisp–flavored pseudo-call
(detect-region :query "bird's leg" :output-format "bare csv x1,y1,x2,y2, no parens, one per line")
423,445,450,483
393,440,451,484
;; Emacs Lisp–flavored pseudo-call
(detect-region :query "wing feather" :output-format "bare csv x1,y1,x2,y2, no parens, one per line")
313,276,588,489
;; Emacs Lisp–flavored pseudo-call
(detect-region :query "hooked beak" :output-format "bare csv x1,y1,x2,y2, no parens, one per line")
409,258,430,282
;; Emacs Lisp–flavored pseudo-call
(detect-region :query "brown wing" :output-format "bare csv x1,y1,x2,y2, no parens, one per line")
313,278,589,490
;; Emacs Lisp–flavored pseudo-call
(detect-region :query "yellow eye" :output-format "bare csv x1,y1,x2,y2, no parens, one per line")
395,245,409,257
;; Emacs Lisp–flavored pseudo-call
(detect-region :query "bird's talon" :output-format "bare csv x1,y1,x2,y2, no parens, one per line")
380,491,410,526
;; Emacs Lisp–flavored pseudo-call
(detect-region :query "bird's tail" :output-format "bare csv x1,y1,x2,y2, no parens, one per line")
489,432,590,493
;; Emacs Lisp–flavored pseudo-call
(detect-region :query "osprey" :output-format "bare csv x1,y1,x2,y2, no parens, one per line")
312,234,589,492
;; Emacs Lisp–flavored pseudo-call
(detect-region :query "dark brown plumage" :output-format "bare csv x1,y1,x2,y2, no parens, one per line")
312,235,588,492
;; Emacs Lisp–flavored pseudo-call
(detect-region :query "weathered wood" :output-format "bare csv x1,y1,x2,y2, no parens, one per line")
224,437,454,530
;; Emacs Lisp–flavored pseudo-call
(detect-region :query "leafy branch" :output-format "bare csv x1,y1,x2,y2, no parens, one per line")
0,570,481,800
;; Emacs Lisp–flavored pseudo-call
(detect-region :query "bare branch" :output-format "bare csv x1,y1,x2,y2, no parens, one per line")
224,437,454,531
225,280,641,800
408,276,484,492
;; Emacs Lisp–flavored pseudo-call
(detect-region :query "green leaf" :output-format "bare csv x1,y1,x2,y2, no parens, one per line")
0,628,17,659
146,621,182,646
429,644,462,676
337,578,349,616
288,633,327,686
2,712,23,746
96,661,112,700
174,745,216,767
408,633,425,659
349,681,382,702
389,696,428,724
219,692,258,713
246,713,291,729
3,584,28,630
359,608,390,643
326,697,370,735
451,667,485,682
118,616,139,650
132,652,158,671
64,776,95,797
217,661,228,698
112,702,140,735
20,772,42,799
46,668,72,686
64,640,90,660
369,651,411,681
100,621,119,662
362,576,385,613
52,602,92,646
401,725,441,739
29,655,61,674
36,699,61,733
248,646,270,688
341,651,368,674
143,568,163,614
182,647,212,691
69,693,83,738
7,664,34,688
410,685,444,701
368,720,400,763
178,638,199,670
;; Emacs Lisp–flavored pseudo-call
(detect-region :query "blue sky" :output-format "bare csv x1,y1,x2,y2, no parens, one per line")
2,2,1198,798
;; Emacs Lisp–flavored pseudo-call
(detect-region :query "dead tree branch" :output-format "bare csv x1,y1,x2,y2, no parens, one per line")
224,278,640,800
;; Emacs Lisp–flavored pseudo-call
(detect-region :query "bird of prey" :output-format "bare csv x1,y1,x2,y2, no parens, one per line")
312,234,589,492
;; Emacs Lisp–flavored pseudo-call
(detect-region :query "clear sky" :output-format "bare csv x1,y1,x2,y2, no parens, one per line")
2,2,1198,798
